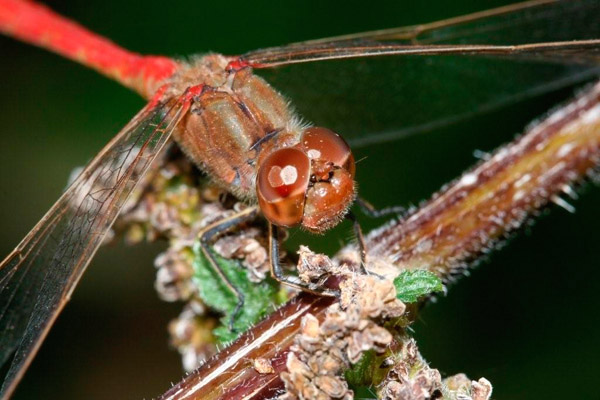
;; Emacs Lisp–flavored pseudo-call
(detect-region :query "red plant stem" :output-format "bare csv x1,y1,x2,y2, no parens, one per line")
159,82,600,399
0,0,179,98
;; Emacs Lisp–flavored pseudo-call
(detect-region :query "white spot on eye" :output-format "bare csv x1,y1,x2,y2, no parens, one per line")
307,149,321,159
280,165,298,185
459,173,478,186
268,166,284,187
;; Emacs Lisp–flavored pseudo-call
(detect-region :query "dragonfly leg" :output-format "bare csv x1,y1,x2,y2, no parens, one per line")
198,206,259,331
355,197,405,218
345,211,368,275
268,223,339,297
346,211,388,280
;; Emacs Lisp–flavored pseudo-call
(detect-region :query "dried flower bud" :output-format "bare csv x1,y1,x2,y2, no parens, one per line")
471,378,493,400
314,375,349,398
297,246,335,282
253,358,275,374
168,302,217,372
301,313,321,339
281,261,407,399
154,248,195,302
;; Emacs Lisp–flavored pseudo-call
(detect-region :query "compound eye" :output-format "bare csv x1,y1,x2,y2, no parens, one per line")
300,127,355,177
257,147,310,227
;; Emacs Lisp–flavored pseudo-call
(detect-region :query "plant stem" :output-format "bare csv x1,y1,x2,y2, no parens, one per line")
159,81,600,399
365,81,600,276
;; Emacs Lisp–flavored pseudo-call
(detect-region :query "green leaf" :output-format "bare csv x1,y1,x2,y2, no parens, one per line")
192,241,284,343
393,270,443,303
345,350,377,386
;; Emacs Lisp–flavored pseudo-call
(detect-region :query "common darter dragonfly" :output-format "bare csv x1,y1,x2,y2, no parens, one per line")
1,0,599,398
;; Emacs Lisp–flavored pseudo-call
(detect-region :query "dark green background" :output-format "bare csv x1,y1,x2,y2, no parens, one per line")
1,1,599,398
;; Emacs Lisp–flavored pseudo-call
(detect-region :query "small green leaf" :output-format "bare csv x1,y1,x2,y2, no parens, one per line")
192,241,284,343
345,350,377,386
393,270,443,303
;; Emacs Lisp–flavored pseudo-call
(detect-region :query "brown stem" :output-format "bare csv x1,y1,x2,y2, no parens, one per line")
158,81,600,399
366,82,600,275
159,294,335,400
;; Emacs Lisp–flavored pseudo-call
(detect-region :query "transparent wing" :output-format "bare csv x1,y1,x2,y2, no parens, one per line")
240,0,600,146
243,0,600,66
0,94,189,398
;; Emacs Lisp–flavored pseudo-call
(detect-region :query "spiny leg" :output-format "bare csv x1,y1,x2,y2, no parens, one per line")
348,205,395,278
198,206,259,331
269,223,339,297
355,197,405,218
345,211,368,275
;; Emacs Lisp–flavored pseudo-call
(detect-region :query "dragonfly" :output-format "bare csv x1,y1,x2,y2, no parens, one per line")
1,0,600,398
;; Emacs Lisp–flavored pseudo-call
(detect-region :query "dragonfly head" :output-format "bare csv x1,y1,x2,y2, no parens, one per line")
257,127,356,233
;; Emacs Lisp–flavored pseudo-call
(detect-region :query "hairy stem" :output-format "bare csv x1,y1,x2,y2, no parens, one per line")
159,81,600,399
365,81,600,277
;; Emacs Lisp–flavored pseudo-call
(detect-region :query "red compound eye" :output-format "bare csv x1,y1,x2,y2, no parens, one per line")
257,147,310,227
300,127,355,177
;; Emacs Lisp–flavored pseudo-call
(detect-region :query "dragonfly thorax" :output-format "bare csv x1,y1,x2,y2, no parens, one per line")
173,55,356,232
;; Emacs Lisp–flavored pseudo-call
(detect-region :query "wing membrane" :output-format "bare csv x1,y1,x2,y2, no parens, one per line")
0,94,188,398
243,0,600,66
246,0,600,147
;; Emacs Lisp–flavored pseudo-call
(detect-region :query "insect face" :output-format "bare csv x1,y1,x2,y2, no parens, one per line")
257,127,356,232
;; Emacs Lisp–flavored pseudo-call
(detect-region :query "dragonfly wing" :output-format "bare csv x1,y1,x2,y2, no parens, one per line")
243,0,600,66
0,94,189,398
244,0,600,147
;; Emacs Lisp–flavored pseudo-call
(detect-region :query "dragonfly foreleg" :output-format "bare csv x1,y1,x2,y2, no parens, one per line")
197,206,259,331
268,223,339,297
346,210,389,280
355,197,405,218
345,211,368,275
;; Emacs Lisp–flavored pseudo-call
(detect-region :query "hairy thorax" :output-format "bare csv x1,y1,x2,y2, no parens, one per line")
168,54,303,200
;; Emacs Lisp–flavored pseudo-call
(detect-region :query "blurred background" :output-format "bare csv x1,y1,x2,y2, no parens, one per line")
1,0,599,398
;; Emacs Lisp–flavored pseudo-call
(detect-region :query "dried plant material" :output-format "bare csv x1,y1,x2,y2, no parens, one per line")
377,339,442,400
117,151,272,287
374,340,494,400
254,358,275,374
442,374,493,400
116,153,205,244
213,227,269,282
470,378,493,400
168,301,217,372
340,275,406,319
297,245,337,282
115,151,277,366
280,254,406,400
154,247,195,302
335,248,399,281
